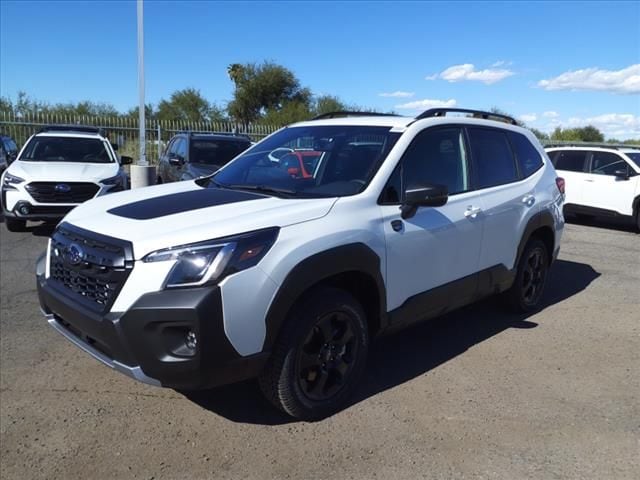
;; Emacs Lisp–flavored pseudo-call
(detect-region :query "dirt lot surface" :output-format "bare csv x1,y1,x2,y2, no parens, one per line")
1,217,638,480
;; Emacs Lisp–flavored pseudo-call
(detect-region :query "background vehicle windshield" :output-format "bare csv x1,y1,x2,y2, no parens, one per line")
190,139,250,165
213,126,401,197
624,152,640,167
20,136,113,163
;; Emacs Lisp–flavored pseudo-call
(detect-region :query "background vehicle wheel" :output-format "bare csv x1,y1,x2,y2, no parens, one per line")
156,176,163,184
505,238,549,313
5,217,27,232
258,287,369,420
635,210,640,232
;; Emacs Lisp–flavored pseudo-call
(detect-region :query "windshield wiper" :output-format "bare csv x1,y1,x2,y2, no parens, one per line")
224,184,298,197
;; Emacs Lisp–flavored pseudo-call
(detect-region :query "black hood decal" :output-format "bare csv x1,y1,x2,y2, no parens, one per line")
108,187,265,220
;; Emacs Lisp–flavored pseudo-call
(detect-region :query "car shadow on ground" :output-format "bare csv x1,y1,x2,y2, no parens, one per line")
184,259,600,425
566,214,637,234
0,214,56,237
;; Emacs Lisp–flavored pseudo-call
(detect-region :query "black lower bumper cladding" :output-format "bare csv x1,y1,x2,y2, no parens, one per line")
37,270,268,389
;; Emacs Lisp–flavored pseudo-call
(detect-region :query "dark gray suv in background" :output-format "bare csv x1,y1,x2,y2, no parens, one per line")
157,131,251,183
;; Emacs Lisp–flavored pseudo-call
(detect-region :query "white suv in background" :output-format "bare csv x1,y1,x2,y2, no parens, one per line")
1,126,132,232
37,109,565,419
546,145,640,230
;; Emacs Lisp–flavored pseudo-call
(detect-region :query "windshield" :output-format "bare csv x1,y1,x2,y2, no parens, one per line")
19,136,114,163
624,152,640,167
190,139,250,166
210,126,401,198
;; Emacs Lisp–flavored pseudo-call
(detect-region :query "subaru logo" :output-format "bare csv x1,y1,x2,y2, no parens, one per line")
64,243,85,266
54,183,71,193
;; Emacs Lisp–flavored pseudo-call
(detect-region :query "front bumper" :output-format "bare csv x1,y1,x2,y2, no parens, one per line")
37,268,268,390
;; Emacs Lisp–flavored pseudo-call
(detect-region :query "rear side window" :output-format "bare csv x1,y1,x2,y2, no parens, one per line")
468,128,518,188
190,140,250,166
552,151,587,172
507,132,543,177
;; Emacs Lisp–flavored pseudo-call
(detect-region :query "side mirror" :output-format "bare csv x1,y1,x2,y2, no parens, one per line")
120,155,133,165
111,142,119,151
169,157,184,166
400,184,448,219
614,169,629,180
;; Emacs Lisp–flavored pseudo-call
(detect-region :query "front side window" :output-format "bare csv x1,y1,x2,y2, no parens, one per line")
553,151,587,172
19,136,113,163
468,128,518,188
3,138,17,153
590,152,629,176
190,140,250,166
175,139,187,160
624,151,640,168
211,126,401,198
401,127,469,195
508,131,543,177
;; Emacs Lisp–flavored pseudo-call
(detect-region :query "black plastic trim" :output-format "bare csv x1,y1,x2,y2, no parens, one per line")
564,203,631,219
515,210,556,267
263,243,387,349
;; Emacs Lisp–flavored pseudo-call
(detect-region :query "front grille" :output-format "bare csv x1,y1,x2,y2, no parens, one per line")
26,182,99,203
49,223,134,312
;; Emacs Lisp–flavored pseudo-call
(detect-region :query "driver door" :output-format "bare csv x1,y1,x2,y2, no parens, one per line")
380,127,484,322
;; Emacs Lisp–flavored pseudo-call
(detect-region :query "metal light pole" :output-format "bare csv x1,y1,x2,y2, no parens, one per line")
130,0,156,188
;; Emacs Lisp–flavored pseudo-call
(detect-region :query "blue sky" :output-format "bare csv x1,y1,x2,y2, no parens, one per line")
1,0,639,138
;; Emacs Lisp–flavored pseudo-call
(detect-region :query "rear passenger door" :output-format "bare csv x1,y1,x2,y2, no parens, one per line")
467,127,542,273
548,150,589,207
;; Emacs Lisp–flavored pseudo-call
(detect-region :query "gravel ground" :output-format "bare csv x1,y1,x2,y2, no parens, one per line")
1,216,638,480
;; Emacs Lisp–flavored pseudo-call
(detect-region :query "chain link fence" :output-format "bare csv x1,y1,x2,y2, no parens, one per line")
0,112,282,164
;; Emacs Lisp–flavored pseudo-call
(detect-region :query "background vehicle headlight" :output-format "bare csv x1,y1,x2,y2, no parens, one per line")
143,227,279,288
101,174,123,186
2,173,25,186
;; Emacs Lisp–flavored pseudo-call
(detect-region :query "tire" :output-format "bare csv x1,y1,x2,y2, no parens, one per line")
635,209,640,233
156,176,163,184
505,238,550,313
258,287,369,420
5,217,27,232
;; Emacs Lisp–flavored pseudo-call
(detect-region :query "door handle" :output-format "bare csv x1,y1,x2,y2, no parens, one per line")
464,206,482,219
522,194,536,207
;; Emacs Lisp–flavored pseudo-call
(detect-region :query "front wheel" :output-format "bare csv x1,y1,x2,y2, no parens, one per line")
259,287,369,420
505,238,549,313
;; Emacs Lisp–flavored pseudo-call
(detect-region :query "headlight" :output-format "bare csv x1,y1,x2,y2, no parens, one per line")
143,227,279,288
101,174,123,186
3,173,25,186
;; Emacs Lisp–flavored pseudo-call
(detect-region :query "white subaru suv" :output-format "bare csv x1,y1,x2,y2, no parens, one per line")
36,109,565,419
546,144,640,230
1,126,132,232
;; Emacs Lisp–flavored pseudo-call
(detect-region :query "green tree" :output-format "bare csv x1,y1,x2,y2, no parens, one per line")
550,125,605,142
227,61,312,123
156,88,224,123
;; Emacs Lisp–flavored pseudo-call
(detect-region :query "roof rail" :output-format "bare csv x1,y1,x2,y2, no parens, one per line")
415,108,518,125
177,130,250,139
312,111,400,120
543,141,640,150
39,125,105,135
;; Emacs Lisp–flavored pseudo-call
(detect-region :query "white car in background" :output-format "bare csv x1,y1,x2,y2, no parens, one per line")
0,126,132,232
545,145,640,231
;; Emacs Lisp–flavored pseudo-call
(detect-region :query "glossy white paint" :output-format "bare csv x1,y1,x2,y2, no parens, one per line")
50,115,565,357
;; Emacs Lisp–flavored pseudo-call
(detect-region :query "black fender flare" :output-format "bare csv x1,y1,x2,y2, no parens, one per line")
262,243,387,351
515,210,556,266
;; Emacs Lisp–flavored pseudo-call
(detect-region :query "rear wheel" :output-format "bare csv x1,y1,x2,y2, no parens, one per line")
258,287,369,420
5,217,27,232
156,176,163,184
505,238,549,313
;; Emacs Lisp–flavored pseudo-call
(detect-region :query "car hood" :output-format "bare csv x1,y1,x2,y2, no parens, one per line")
9,160,119,182
63,180,338,259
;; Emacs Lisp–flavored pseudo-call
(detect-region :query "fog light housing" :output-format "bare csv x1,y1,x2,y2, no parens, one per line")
186,330,197,350
18,204,30,215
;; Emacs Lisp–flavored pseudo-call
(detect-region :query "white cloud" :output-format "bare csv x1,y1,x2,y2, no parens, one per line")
519,113,537,123
426,63,515,85
378,91,415,98
395,98,457,110
537,64,640,94
543,111,559,118
491,60,512,68
565,113,640,138
425,74,438,81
